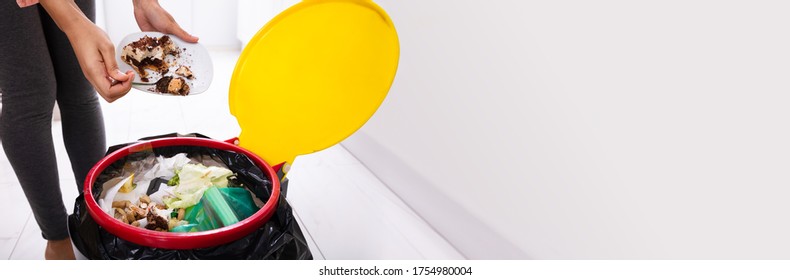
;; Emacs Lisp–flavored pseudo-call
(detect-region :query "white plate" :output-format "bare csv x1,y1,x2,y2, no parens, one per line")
116,32,213,95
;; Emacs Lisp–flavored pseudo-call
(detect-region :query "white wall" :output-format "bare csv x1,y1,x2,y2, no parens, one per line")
191,0,240,50
237,0,299,48
343,0,790,259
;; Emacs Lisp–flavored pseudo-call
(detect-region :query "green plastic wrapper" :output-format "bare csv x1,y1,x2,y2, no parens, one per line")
177,186,260,232
203,187,239,226
171,224,197,232
220,187,258,219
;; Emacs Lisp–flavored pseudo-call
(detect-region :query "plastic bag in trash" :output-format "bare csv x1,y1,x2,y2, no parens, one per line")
68,134,312,260
178,187,260,232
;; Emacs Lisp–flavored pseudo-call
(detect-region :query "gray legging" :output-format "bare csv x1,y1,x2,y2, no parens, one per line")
0,0,105,240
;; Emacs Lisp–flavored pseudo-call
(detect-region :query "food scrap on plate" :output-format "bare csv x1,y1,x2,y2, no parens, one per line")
120,35,196,95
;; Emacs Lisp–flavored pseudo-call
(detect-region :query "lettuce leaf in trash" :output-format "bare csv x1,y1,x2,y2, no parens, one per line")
164,163,233,209
167,171,179,186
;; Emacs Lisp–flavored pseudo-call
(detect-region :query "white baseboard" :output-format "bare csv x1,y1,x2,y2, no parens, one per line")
342,132,528,259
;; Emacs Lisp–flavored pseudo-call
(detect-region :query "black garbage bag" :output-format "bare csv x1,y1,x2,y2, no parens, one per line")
68,134,313,260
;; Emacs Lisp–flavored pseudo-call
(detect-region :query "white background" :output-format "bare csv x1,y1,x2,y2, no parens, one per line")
344,0,790,259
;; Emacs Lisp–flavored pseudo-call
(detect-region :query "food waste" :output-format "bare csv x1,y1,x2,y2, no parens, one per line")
120,35,195,95
99,153,261,233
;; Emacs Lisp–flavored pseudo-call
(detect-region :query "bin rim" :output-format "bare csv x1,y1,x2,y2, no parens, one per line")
83,137,281,250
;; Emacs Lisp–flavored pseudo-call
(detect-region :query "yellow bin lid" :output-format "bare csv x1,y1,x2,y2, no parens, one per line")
229,0,399,166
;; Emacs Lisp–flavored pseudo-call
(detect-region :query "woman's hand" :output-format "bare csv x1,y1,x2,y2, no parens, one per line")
67,21,135,102
39,0,134,103
133,0,199,43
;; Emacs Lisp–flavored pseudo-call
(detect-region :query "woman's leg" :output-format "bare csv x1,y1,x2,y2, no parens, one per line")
39,0,105,193
0,1,68,248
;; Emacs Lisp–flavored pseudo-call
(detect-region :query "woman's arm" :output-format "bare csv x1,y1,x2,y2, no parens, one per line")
37,0,197,102
39,0,134,103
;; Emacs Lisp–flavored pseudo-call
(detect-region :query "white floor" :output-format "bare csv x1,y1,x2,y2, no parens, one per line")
0,51,461,260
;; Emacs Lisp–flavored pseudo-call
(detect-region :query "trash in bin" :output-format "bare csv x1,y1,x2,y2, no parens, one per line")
95,152,255,233
162,162,233,209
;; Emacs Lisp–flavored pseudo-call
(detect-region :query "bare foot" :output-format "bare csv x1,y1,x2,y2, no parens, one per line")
44,238,76,260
